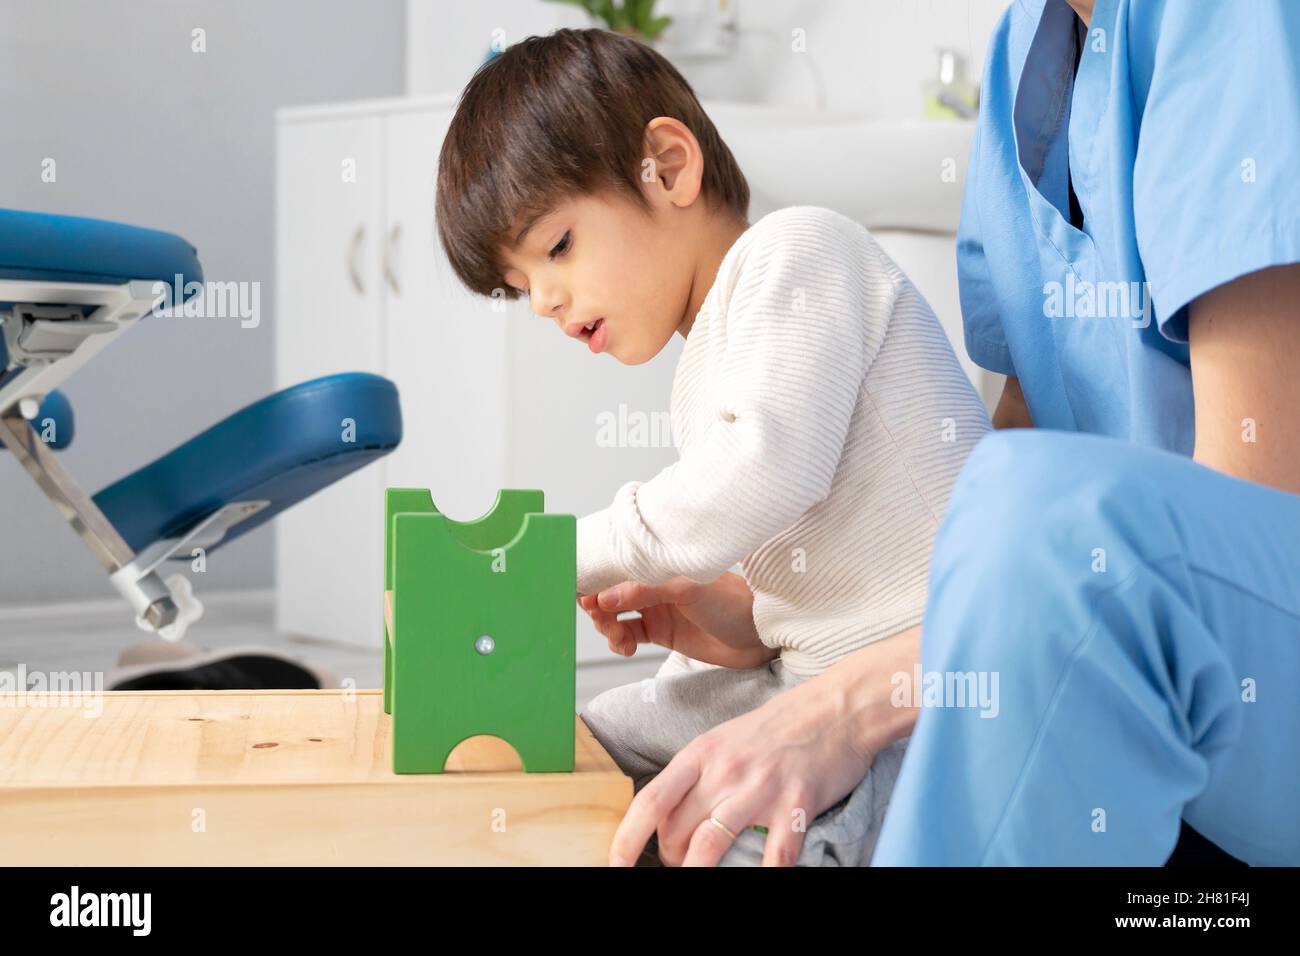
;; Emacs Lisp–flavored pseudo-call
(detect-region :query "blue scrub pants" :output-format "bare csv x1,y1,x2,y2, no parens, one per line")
870,429,1300,865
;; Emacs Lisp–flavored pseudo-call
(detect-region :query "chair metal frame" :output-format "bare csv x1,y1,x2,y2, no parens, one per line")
0,277,262,631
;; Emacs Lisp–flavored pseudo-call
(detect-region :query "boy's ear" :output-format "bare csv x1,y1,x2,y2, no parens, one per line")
640,117,704,209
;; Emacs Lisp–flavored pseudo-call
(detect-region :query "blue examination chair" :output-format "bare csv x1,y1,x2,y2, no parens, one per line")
0,208,401,634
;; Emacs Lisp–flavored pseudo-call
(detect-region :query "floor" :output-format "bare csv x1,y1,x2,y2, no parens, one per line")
0,589,665,712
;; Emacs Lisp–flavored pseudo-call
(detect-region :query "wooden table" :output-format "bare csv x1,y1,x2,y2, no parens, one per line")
0,689,631,865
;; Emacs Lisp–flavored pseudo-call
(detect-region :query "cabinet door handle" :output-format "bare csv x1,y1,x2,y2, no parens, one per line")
383,222,402,296
347,224,366,294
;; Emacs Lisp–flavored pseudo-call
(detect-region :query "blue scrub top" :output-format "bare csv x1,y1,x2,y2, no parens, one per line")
959,0,1300,454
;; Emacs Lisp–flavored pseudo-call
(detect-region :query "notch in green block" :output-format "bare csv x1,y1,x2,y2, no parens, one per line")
382,487,576,773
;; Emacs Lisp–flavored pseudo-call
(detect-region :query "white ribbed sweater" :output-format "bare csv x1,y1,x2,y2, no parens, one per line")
576,206,991,678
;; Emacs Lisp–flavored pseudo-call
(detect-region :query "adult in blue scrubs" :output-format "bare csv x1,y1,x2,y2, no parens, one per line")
870,0,1300,864
604,0,1299,868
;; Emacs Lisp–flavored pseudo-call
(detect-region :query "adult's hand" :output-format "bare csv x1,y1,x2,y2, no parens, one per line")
578,572,775,669
608,625,922,866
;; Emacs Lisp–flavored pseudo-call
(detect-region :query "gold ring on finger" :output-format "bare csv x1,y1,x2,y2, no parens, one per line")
707,815,740,842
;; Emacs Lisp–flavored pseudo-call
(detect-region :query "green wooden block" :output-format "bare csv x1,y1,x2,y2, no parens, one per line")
383,487,576,774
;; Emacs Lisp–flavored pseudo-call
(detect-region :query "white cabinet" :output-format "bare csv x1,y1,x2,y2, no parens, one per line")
273,113,388,652
379,107,510,519
274,97,672,663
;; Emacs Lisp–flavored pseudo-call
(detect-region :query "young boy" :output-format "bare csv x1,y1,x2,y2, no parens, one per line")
435,28,990,866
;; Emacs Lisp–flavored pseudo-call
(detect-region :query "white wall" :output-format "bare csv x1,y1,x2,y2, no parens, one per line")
407,0,1009,117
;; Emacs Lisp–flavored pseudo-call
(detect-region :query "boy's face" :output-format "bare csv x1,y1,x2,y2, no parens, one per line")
498,190,698,365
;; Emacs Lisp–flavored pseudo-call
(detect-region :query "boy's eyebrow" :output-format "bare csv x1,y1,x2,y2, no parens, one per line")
512,209,550,248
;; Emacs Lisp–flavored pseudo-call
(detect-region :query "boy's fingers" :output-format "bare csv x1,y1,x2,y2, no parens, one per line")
586,599,651,654
588,608,618,636
600,581,674,611
606,619,625,648
604,619,637,656
598,577,701,612
596,583,631,611
620,615,649,645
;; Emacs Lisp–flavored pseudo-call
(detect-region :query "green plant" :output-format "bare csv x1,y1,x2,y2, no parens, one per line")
546,0,673,42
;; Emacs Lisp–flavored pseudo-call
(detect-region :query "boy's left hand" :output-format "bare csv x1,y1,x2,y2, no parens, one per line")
577,574,776,669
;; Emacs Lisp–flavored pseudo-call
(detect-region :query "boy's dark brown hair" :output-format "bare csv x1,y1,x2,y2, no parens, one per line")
435,27,750,301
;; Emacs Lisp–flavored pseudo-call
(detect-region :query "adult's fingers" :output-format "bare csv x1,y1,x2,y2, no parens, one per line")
608,752,702,867
657,767,760,865
679,813,741,867
758,804,808,867
672,789,807,868
677,789,771,867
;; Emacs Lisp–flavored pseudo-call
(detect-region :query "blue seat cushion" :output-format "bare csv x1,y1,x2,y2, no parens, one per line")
0,207,202,294
93,373,401,554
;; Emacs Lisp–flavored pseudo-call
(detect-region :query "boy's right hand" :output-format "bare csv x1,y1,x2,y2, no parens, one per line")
577,572,775,669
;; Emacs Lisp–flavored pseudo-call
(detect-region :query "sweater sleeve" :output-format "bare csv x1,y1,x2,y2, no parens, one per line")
575,209,895,594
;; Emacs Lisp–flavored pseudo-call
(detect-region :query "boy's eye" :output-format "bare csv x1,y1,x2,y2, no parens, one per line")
548,231,571,260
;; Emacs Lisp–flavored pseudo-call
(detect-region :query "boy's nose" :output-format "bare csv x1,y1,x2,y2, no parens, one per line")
537,298,566,326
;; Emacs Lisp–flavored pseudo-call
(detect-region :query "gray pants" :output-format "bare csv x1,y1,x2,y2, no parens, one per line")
579,651,909,866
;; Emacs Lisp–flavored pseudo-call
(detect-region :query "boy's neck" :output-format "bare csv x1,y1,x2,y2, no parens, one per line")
678,216,750,340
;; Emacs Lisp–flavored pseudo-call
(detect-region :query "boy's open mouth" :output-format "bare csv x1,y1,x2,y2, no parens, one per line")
580,317,608,354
